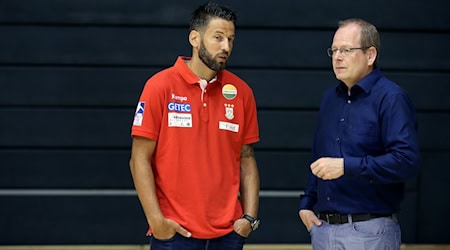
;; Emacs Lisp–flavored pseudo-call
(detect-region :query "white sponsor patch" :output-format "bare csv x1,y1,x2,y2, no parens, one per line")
219,121,239,133
168,113,192,127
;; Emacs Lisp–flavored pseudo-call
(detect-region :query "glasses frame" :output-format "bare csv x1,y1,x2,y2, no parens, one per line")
327,47,370,57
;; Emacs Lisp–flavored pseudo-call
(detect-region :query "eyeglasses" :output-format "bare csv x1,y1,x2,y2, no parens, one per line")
327,47,369,57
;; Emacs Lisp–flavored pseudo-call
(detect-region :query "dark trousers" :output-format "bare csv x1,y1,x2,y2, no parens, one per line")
150,231,246,250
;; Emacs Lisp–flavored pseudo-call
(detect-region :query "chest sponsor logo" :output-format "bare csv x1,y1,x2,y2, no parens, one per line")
168,102,191,112
219,121,239,133
133,102,145,126
168,113,192,127
222,84,237,100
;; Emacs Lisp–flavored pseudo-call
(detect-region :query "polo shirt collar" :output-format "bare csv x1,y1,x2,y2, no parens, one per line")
174,56,224,86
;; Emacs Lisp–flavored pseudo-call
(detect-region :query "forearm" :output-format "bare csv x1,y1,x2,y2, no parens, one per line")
239,145,259,217
129,137,164,227
130,159,164,226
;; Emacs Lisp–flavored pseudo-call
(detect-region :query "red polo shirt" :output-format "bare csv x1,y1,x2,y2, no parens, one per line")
131,56,260,239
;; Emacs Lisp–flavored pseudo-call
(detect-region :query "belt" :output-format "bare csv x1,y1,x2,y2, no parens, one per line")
318,213,393,224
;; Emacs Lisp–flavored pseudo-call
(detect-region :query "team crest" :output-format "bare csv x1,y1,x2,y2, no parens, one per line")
224,104,234,120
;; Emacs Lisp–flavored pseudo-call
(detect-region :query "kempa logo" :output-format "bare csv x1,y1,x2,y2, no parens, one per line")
172,93,188,102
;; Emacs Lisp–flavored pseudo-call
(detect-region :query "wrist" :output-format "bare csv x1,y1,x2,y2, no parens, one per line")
241,214,260,231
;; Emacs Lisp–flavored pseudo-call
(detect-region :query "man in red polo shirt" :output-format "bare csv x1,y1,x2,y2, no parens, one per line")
129,2,260,250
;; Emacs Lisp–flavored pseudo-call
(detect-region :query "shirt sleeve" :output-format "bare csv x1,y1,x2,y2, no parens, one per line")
298,171,318,210
344,92,421,183
242,87,260,145
131,77,165,140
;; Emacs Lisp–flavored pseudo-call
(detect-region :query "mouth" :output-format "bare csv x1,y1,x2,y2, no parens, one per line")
217,53,229,61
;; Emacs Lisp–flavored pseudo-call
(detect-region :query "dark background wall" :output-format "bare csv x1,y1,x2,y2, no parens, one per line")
1,0,449,245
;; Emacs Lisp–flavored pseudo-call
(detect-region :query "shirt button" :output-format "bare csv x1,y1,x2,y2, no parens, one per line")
340,118,345,122
347,100,351,104
327,197,331,201
336,137,340,142
203,103,207,107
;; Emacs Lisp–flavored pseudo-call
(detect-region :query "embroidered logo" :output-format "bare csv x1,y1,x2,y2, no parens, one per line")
224,104,234,120
171,93,188,102
222,84,237,100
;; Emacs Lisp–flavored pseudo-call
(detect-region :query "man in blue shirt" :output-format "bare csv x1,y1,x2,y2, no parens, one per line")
298,18,420,250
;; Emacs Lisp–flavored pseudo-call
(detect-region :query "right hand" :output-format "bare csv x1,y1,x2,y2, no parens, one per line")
298,209,322,232
233,217,253,238
151,217,192,240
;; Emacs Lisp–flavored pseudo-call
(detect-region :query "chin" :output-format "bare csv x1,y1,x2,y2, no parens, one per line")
334,74,344,80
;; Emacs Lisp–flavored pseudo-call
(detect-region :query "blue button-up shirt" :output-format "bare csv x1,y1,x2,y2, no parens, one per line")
299,68,420,214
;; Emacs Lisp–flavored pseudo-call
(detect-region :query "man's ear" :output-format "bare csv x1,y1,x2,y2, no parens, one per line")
367,46,377,66
189,30,200,48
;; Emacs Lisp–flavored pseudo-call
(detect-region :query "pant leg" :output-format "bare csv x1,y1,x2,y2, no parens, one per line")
150,233,207,250
206,231,246,250
338,217,401,250
310,217,401,250
310,222,333,250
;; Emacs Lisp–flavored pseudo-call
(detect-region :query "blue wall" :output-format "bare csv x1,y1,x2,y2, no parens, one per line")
1,0,449,244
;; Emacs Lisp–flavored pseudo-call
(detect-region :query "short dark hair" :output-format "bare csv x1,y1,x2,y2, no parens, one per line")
189,2,237,32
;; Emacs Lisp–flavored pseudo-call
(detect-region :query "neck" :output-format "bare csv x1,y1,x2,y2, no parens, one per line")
186,56,217,81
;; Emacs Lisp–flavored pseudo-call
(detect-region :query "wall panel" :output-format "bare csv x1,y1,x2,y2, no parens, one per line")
1,27,449,70
2,67,450,110
417,152,450,243
1,0,449,31
0,194,419,244
1,109,448,150
0,196,148,244
0,150,310,190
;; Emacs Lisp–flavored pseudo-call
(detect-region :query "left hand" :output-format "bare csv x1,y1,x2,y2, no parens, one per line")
310,157,344,180
233,218,252,237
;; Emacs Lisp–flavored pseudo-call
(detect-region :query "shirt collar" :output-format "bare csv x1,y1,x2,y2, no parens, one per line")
174,56,224,86
336,68,382,94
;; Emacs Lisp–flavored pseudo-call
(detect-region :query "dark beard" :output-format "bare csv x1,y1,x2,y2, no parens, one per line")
198,40,227,71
